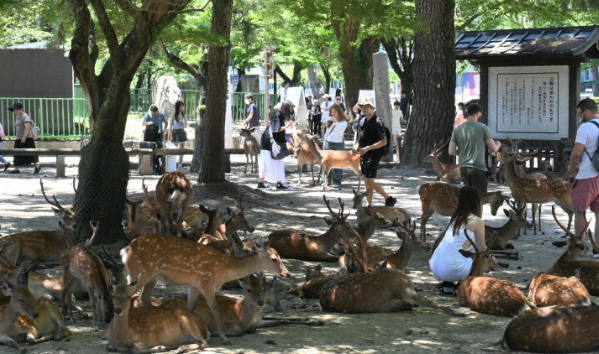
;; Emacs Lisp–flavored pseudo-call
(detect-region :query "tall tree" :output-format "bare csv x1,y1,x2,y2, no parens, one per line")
401,0,455,166
198,0,233,183
67,0,192,243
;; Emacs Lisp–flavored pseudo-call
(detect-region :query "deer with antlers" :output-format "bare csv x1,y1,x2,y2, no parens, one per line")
500,151,573,232
297,133,362,191
155,171,193,236
456,231,535,316
484,198,531,250
0,180,78,266
267,196,358,261
423,140,462,182
546,206,599,296
418,182,505,240
60,221,114,331
121,233,289,344
352,188,411,227
106,274,210,353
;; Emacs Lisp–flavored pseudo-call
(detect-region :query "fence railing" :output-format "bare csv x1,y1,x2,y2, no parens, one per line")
1,89,279,139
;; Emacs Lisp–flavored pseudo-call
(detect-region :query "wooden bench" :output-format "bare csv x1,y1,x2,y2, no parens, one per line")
0,148,245,177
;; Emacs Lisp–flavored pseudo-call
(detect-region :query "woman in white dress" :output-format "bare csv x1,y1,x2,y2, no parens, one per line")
429,186,497,293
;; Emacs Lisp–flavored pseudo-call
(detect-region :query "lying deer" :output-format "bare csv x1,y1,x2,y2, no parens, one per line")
546,206,599,295
121,235,290,344
60,221,113,331
289,265,341,299
267,196,357,261
423,140,462,182
156,171,193,236
352,189,411,227
239,128,260,174
418,182,505,240
503,305,599,352
298,133,362,191
528,270,597,307
106,275,210,353
0,180,77,265
484,198,530,250
456,231,535,317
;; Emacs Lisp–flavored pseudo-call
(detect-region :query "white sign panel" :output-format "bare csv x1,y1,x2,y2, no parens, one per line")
488,66,569,140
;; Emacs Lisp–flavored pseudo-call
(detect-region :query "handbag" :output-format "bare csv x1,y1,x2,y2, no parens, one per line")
269,126,287,160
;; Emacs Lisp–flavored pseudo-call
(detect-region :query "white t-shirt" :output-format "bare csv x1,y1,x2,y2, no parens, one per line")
575,118,599,179
325,121,347,143
322,101,332,121
391,109,403,129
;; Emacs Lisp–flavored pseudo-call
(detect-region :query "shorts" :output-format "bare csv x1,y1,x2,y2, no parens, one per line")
571,175,599,213
459,167,488,194
172,129,188,143
392,127,402,136
360,154,381,178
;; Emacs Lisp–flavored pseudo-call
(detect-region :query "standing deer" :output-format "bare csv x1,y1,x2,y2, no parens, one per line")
240,128,260,174
418,182,505,240
293,139,321,186
546,206,599,295
500,152,573,232
352,189,411,227
60,222,113,331
456,231,535,317
423,140,462,182
267,196,357,261
106,275,210,353
298,133,362,191
156,171,193,236
503,305,599,353
0,180,77,265
120,234,290,344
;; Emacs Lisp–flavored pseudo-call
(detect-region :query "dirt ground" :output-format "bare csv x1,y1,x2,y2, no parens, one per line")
0,156,596,354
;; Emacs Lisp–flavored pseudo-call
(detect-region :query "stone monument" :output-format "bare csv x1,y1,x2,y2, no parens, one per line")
373,50,393,162
153,76,182,121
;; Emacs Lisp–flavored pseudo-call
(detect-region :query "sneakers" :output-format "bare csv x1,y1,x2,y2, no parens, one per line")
276,183,292,190
440,281,457,295
256,182,271,190
385,196,396,207
4,162,10,171
593,249,599,258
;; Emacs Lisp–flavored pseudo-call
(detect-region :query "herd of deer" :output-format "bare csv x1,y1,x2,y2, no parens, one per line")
1,134,599,353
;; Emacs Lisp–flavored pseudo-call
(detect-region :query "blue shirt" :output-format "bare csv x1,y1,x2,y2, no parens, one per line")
143,112,168,131
247,104,260,127
172,114,186,130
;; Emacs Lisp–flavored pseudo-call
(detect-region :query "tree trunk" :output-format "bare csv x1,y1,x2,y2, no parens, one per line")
382,37,415,95
190,96,205,172
400,0,455,166
592,66,599,96
308,65,323,97
198,0,233,183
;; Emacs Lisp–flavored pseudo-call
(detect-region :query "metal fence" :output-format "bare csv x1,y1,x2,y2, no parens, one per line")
1,89,278,139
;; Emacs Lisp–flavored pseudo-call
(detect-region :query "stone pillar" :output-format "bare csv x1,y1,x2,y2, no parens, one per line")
225,74,233,148
373,50,393,162
153,76,182,122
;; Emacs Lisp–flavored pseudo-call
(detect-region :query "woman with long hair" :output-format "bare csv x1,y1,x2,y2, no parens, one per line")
429,186,498,294
169,100,188,166
323,103,348,189
257,100,295,190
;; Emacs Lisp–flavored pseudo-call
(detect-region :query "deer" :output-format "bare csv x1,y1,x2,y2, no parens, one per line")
188,205,226,242
546,206,599,295
293,138,321,187
155,171,193,236
352,188,411,227
418,182,505,240
484,198,531,250
423,140,462,182
267,196,358,262
456,231,536,317
163,273,317,337
528,269,597,307
339,222,431,273
106,275,210,354
298,133,362,191
240,128,260,174
289,264,341,299
60,221,113,331
214,198,255,240
120,234,290,345
0,179,77,265
502,305,599,353
500,151,573,233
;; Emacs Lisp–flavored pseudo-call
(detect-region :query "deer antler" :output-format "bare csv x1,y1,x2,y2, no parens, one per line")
40,179,65,211
505,197,525,216
461,228,479,253
432,139,450,155
235,198,244,214
396,220,418,240
323,195,340,220
551,206,589,239
86,220,100,247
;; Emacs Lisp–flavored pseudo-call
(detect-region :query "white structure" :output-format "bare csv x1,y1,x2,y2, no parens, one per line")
225,74,233,148
285,87,310,131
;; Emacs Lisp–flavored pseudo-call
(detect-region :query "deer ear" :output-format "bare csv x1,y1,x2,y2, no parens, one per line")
199,205,208,213
128,274,140,287
111,274,119,287
323,217,333,225
226,207,234,216
503,209,510,217
459,249,474,258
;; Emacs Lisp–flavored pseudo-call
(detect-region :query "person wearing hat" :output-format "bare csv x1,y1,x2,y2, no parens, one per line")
8,102,40,174
242,93,262,141
352,96,396,207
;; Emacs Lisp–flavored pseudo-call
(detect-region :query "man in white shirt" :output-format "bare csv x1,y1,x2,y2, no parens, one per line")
569,98,599,257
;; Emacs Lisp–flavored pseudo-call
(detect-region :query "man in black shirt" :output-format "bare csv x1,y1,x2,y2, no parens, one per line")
352,97,396,207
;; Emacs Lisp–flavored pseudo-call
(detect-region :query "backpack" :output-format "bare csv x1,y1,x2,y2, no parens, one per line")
379,120,392,156
585,120,599,170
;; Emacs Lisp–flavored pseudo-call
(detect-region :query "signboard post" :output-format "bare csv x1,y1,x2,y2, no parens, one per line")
264,49,274,127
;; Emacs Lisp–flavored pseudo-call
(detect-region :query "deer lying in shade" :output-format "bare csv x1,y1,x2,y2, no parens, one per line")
456,232,535,317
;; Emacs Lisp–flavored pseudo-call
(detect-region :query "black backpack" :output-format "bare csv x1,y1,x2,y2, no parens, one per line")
379,120,392,156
